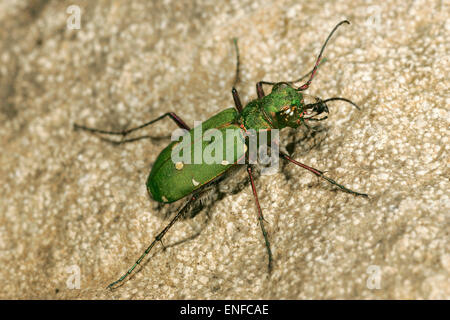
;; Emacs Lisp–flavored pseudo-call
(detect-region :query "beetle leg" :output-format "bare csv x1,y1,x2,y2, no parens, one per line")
107,194,197,289
232,87,243,113
247,165,273,272
256,82,265,99
74,111,190,138
279,151,368,197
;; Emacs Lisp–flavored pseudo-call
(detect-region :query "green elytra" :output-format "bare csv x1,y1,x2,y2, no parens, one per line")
74,20,368,290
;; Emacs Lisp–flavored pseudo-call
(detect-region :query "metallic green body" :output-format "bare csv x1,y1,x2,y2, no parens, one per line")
147,86,310,203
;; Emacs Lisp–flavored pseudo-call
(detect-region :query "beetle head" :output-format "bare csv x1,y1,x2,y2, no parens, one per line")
266,84,329,128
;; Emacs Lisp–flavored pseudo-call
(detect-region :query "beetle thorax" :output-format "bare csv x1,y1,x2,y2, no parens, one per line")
259,85,304,129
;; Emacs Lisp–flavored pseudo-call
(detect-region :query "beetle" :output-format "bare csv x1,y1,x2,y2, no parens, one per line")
74,20,368,289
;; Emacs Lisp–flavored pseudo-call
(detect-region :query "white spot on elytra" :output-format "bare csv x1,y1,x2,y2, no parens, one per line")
221,160,229,165
192,178,199,186
175,162,184,170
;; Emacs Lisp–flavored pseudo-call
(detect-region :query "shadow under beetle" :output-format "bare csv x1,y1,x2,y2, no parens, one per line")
74,20,368,289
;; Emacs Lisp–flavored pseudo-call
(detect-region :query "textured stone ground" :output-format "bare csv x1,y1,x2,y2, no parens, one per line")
0,0,448,299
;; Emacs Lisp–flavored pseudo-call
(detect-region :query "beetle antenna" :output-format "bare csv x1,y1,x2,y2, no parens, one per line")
297,20,350,91
323,97,361,110
232,38,240,88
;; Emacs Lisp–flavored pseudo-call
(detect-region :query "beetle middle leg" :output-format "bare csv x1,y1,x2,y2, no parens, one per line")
247,165,273,272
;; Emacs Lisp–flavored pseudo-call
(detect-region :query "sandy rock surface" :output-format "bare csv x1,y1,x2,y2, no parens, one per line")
0,0,448,299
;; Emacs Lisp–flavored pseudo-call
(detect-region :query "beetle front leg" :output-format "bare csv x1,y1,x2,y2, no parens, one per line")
247,165,273,272
280,151,368,197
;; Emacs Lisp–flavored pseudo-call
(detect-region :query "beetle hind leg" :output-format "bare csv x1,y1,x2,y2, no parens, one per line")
74,112,190,144
107,194,198,289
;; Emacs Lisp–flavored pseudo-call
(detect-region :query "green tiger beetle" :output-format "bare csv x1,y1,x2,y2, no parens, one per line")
74,20,368,289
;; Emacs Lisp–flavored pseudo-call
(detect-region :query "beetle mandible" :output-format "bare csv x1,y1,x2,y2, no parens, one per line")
74,20,368,289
